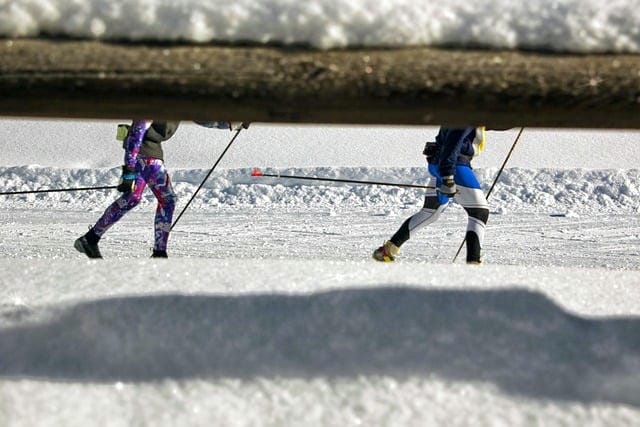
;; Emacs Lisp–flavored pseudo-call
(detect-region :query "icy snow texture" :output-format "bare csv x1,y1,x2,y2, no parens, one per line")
1,0,639,52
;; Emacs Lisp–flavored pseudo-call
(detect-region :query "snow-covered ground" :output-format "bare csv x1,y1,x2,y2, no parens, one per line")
2,257,640,426
1,122,640,426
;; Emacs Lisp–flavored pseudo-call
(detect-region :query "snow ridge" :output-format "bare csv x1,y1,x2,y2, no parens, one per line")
1,166,639,214
1,0,639,52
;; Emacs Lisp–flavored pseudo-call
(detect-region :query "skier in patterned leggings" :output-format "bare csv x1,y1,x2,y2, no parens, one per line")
74,119,236,259
372,127,490,264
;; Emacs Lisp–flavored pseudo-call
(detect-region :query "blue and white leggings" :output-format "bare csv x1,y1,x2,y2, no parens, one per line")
390,163,489,261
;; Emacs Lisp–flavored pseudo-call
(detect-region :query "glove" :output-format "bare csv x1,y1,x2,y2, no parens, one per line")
193,121,229,129
229,121,250,130
117,165,137,193
422,141,438,163
438,175,457,197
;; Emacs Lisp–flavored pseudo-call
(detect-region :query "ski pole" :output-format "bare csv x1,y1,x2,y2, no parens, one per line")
171,128,243,231
0,185,117,196
452,127,525,263
251,168,435,190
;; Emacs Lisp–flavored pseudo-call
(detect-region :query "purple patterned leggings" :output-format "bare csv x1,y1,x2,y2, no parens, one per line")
92,156,176,252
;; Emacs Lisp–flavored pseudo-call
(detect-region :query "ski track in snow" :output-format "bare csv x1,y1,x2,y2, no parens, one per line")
1,207,640,271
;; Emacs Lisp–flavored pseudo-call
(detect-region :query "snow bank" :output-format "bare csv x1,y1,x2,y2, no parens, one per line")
1,166,639,214
1,0,639,53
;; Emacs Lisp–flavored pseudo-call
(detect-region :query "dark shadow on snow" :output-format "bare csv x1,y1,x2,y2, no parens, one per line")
1,287,639,406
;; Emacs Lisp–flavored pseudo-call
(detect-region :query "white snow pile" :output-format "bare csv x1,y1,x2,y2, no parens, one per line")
1,0,639,53
1,165,639,214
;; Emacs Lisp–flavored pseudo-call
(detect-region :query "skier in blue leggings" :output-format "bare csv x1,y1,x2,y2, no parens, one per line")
373,127,490,264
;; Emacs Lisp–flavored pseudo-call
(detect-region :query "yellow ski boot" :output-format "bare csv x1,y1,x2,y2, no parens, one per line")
372,241,400,262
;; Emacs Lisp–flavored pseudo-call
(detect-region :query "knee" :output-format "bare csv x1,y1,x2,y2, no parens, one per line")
158,192,176,212
423,195,441,210
125,193,143,207
465,207,489,224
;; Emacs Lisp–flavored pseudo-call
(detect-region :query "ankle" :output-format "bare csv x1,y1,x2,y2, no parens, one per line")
85,228,101,245
152,250,168,258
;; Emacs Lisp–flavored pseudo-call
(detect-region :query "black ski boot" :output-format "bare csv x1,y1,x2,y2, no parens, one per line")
74,229,102,259
465,231,482,265
151,250,168,258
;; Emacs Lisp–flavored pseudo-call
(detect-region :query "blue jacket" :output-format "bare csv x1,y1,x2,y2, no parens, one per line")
433,127,478,177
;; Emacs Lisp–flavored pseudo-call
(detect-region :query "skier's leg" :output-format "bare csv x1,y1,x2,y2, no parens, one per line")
389,194,447,247
144,158,176,255
453,165,489,263
389,163,449,247
373,164,448,262
92,175,147,237
75,165,147,258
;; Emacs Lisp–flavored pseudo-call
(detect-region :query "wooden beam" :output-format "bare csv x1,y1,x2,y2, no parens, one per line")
1,39,639,128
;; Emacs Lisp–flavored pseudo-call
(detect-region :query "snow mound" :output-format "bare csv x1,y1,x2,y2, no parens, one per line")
1,166,640,214
1,1,639,52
